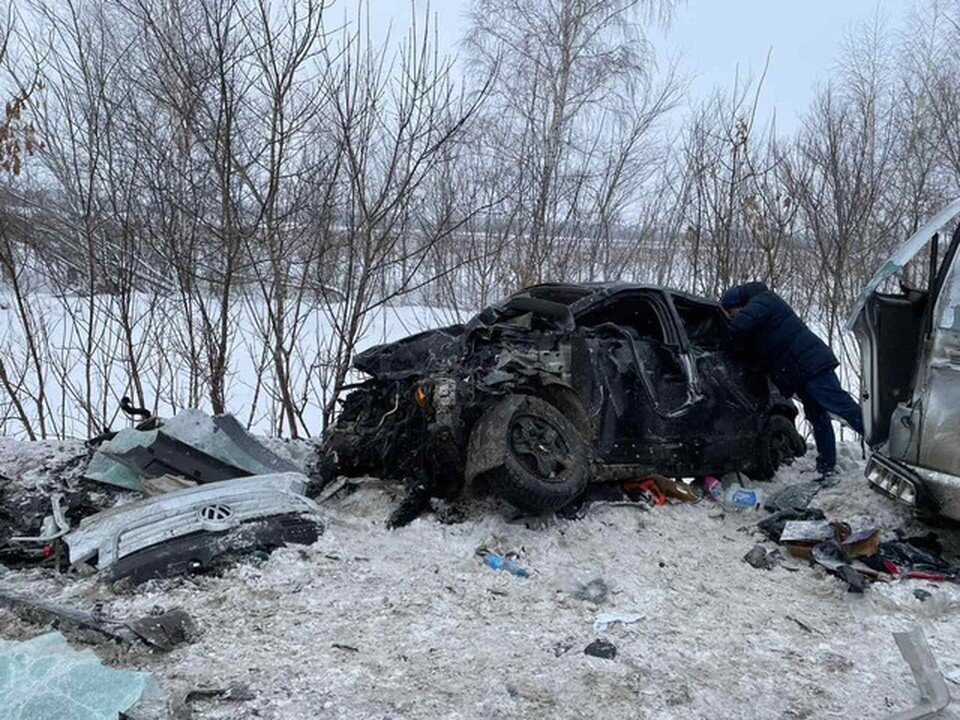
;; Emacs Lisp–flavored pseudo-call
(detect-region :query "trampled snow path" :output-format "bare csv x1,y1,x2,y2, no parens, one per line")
1,439,959,719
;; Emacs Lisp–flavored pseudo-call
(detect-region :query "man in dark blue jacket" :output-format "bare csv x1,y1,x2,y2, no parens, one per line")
720,282,863,476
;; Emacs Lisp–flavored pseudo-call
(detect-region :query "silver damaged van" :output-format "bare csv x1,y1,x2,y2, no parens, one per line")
850,198,960,520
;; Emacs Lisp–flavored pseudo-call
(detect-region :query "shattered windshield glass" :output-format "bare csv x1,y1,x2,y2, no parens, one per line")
933,259,960,333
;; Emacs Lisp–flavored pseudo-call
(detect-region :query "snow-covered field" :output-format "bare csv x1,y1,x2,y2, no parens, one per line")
1,438,959,719
0,291,458,438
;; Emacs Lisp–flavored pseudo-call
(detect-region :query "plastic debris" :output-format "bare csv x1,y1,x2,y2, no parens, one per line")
765,481,823,512
0,631,158,720
594,612,643,632
724,485,763,511
701,475,723,501
481,552,529,578
583,638,617,660
623,478,666,506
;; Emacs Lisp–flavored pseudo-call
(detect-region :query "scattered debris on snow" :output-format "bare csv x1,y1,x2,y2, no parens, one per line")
0,437,959,718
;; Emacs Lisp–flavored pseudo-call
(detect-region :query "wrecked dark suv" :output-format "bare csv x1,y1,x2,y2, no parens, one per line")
321,283,805,514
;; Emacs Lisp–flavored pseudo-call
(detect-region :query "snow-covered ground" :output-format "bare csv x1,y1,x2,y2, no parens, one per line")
1,439,959,719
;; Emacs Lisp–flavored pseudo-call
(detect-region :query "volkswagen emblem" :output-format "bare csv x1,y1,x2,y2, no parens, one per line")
197,502,235,530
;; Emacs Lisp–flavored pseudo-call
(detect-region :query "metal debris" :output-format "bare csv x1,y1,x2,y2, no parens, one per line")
883,626,955,719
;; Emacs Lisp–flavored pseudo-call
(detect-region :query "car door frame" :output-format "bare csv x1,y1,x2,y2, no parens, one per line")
568,287,704,463
913,224,960,474
665,290,772,454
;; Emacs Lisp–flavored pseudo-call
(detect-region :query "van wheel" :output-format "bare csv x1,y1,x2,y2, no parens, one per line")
747,414,806,481
488,396,588,513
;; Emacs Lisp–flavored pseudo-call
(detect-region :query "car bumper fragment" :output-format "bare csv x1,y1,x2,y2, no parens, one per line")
65,472,321,568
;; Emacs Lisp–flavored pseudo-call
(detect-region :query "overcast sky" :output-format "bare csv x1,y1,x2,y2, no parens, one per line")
340,1,916,134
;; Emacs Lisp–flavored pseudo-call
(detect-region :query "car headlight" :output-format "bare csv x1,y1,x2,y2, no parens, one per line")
414,384,429,409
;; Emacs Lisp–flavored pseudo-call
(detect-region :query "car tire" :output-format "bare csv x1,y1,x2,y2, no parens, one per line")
747,414,806,481
487,395,588,513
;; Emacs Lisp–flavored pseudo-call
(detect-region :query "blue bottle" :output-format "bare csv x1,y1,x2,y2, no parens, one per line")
483,552,529,578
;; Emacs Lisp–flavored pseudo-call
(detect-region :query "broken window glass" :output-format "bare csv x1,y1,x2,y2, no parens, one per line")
0,632,159,720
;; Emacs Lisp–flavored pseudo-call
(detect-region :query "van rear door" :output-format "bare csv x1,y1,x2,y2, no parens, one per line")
852,291,926,446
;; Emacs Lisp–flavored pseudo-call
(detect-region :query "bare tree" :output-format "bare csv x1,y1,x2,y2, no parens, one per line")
314,7,487,426
465,0,682,288
786,17,900,351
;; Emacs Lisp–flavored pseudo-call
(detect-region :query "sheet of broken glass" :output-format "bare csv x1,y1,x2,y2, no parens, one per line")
0,632,158,720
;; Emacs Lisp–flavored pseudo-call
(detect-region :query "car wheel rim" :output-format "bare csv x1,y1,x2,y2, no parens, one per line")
508,413,573,482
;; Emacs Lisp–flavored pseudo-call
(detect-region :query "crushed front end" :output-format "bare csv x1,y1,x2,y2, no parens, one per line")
318,301,582,511
318,323,472,504
321,374,465,498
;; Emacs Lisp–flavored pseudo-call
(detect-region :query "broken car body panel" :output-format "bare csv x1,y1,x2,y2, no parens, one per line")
851,198,960,520
86,409,299,491
323,283,803,511
65,472,320,568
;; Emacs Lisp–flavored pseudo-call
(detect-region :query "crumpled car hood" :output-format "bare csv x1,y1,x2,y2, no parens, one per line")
353,325,465,380
353,296,577,381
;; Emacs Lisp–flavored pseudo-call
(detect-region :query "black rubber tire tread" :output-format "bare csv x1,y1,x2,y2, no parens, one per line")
747,414,806,481
488,395,589,513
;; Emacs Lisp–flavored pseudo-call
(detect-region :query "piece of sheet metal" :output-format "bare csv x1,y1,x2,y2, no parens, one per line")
85,409,299,491
884,626,956,720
